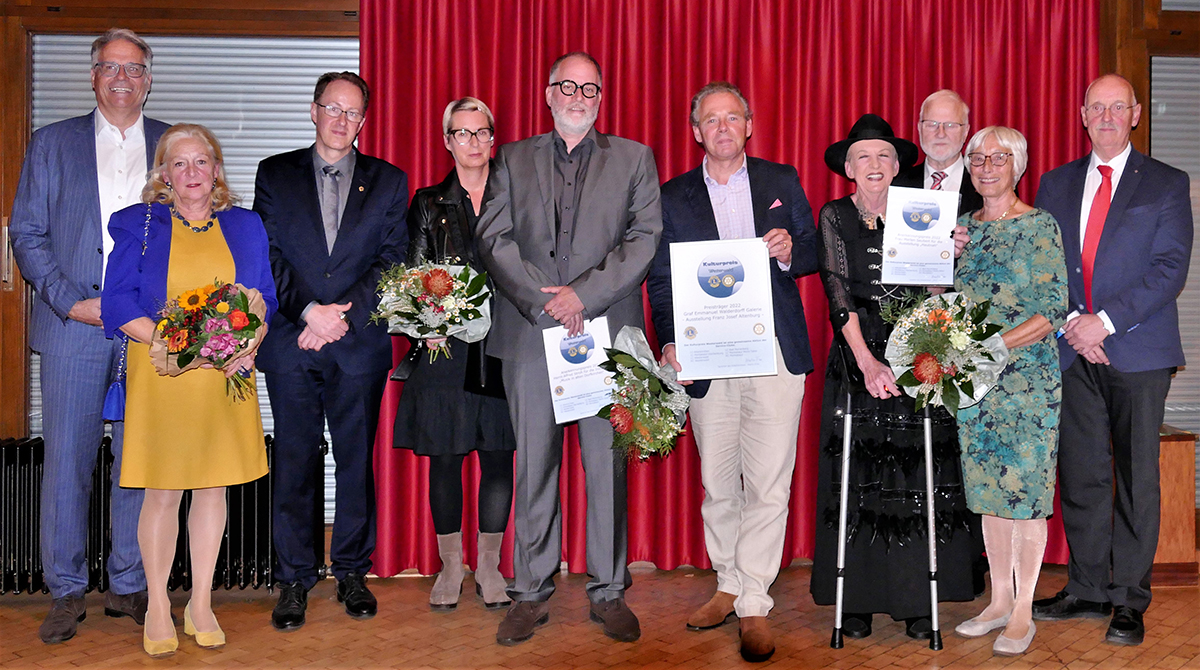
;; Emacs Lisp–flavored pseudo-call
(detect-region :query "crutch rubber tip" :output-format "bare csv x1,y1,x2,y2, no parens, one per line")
929,630,943,651
831,629,844,649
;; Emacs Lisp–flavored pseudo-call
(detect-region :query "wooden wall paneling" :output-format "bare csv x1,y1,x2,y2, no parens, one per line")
0,0,359,438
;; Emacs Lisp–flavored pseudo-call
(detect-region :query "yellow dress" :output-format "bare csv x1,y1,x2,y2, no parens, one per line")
120,217,269,490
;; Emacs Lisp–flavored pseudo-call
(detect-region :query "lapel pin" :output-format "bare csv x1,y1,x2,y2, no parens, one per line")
358,186,365,192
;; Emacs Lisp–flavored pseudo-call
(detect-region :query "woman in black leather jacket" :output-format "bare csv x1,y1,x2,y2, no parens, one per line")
393,97,516,611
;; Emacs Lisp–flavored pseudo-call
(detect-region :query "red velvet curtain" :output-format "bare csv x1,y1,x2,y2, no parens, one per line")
361,0,1099,577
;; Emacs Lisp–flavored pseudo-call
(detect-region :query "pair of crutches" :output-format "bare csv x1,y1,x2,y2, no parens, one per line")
830,390,943,651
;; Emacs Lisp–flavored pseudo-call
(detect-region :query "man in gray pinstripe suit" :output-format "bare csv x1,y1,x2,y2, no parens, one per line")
10,28,169,644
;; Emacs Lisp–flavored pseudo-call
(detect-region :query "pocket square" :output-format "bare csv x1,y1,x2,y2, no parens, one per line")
769,199,783,209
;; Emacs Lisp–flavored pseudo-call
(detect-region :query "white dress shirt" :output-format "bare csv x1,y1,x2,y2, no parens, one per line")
95,109,147,286
925,156,965,194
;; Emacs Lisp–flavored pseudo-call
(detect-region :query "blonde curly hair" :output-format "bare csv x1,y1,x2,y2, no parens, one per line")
142,123,239,211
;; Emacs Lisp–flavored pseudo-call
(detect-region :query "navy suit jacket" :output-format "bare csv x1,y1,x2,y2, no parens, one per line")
253,147,409,375
101,203,277,336
647,157,819,398
10,111,169,355
1034,148,1192,373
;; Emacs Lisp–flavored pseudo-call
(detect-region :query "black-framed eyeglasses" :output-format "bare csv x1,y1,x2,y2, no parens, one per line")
967,152,1013,168
448,128,495,145
549,80,601,98
93,61,148,78
919,120,964,132
316,103,365,124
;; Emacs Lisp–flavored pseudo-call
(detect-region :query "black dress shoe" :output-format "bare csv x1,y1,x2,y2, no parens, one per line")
1031,590,1111,621
337,572,378,619
905,616,933,640
39,595,86,644
842,612,872,639
1106,606,1145,646
272,581,308,631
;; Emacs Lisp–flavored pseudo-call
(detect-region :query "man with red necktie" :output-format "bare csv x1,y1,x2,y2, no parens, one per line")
1031,74,1193,646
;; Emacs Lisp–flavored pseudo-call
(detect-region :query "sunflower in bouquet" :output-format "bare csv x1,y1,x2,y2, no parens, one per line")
151,281,267,401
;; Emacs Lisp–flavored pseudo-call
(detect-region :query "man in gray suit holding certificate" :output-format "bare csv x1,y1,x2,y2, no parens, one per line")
475,51,662,647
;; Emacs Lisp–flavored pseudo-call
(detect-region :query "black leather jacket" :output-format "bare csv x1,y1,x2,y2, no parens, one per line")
406,167,489,268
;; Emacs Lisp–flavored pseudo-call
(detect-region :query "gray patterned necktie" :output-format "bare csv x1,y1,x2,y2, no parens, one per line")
321,165,341,253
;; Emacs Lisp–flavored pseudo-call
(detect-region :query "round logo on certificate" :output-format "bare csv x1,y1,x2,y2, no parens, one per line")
940,250,951,259
753,323,765,335
697,253,745,298
887,248,898,257
554,386,565,396
902,199,941,231
684,326,698,340
560,332,595,365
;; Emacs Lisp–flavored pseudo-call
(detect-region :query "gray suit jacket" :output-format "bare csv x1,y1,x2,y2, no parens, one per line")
11,111,169,356
476,130,662,361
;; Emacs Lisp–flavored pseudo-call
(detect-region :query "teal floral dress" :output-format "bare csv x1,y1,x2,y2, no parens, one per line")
954,208,1068,519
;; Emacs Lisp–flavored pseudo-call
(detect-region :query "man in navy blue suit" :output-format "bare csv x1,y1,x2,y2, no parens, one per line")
254,71,408,630
1031,74,1193,646
11,28,168,644
646,82,817,663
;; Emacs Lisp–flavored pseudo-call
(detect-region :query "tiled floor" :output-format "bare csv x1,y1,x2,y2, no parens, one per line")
3,563,1198,669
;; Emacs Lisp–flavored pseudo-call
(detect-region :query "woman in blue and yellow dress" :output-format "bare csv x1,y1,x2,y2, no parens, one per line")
950,126,1067,656
102,123,277,657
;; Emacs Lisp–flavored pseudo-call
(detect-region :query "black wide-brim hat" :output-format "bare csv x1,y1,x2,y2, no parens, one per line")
824,113,919,179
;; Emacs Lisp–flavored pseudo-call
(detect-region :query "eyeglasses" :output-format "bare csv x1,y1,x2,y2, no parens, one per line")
93,61,148,78
919,120,965,133
1084,102,1134,117
549,80,601,99
448,128,494,145
967,152,1013,167
316,103,365,124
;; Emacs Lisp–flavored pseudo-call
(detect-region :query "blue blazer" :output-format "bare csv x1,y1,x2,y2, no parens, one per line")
252,147,409,375
101,202,278,337
1034,149,1192,373
647,157,819,398
10,111,169,355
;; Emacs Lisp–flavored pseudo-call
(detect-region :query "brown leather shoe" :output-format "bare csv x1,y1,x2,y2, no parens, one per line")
589,598,641,642
39,595,87,644
496,601,550,646
104,590,148,625
687,590,737,630
739,616,775,662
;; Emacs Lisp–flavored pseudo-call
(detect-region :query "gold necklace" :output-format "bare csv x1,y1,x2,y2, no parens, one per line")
987,197,1019,222
852,197,885,230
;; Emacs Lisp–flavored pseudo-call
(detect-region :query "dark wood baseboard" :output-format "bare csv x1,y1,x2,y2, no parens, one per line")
1153,561,1199,587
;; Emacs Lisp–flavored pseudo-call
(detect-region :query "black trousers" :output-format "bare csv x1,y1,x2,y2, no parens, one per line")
1058,357,1172,612
267,357,388,590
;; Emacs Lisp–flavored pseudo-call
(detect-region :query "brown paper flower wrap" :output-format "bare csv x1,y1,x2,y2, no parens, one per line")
149,282,267,401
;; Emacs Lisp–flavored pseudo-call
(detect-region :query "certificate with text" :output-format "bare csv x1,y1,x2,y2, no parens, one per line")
669,238,776,381
542,316,614,424
881,186,960,286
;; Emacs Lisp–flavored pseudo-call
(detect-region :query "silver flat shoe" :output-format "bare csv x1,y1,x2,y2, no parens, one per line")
955,612,1011,638
993,621,1035,656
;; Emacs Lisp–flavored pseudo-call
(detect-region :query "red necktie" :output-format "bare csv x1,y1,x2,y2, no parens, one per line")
1082,165,1113,313
930,171,946,190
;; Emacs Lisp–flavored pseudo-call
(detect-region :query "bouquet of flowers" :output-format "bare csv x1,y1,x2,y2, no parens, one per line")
372,263,491,361
883,292,1009,414
597,326,691,460
150,281,267,402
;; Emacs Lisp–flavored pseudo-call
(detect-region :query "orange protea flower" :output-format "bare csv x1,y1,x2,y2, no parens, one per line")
167,330,189,353
229,310,249,329
609,404,634,434
422,268,455,298
912,352,944,384
178,288,207,311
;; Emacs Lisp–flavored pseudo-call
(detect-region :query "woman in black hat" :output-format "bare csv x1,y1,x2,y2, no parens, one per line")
809,114,978,640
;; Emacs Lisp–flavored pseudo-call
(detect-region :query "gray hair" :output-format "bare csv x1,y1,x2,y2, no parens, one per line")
548,51,603,88
91,28,153,68
689,81,753,127
919,89,969,124
965,125,1029,184
442,97,495,136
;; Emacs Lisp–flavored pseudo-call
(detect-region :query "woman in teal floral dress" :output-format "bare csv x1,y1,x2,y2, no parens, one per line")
951,126,1067,656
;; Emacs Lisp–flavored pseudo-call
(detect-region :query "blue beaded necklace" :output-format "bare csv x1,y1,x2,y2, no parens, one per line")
170,204,215,233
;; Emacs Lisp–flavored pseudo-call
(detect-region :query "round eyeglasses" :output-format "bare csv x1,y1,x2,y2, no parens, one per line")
93,62,148,78
448,128,495,145
316,103,365,124
967,152,1013,168
549,80,601,99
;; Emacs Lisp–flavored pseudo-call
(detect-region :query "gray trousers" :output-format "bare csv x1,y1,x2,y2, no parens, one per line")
502,353,631,604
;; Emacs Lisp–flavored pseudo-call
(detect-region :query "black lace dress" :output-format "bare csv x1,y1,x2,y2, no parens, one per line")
809,196,977,619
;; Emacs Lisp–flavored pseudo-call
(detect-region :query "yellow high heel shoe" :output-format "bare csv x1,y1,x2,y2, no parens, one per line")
143,629,179,658
184,602,226,649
